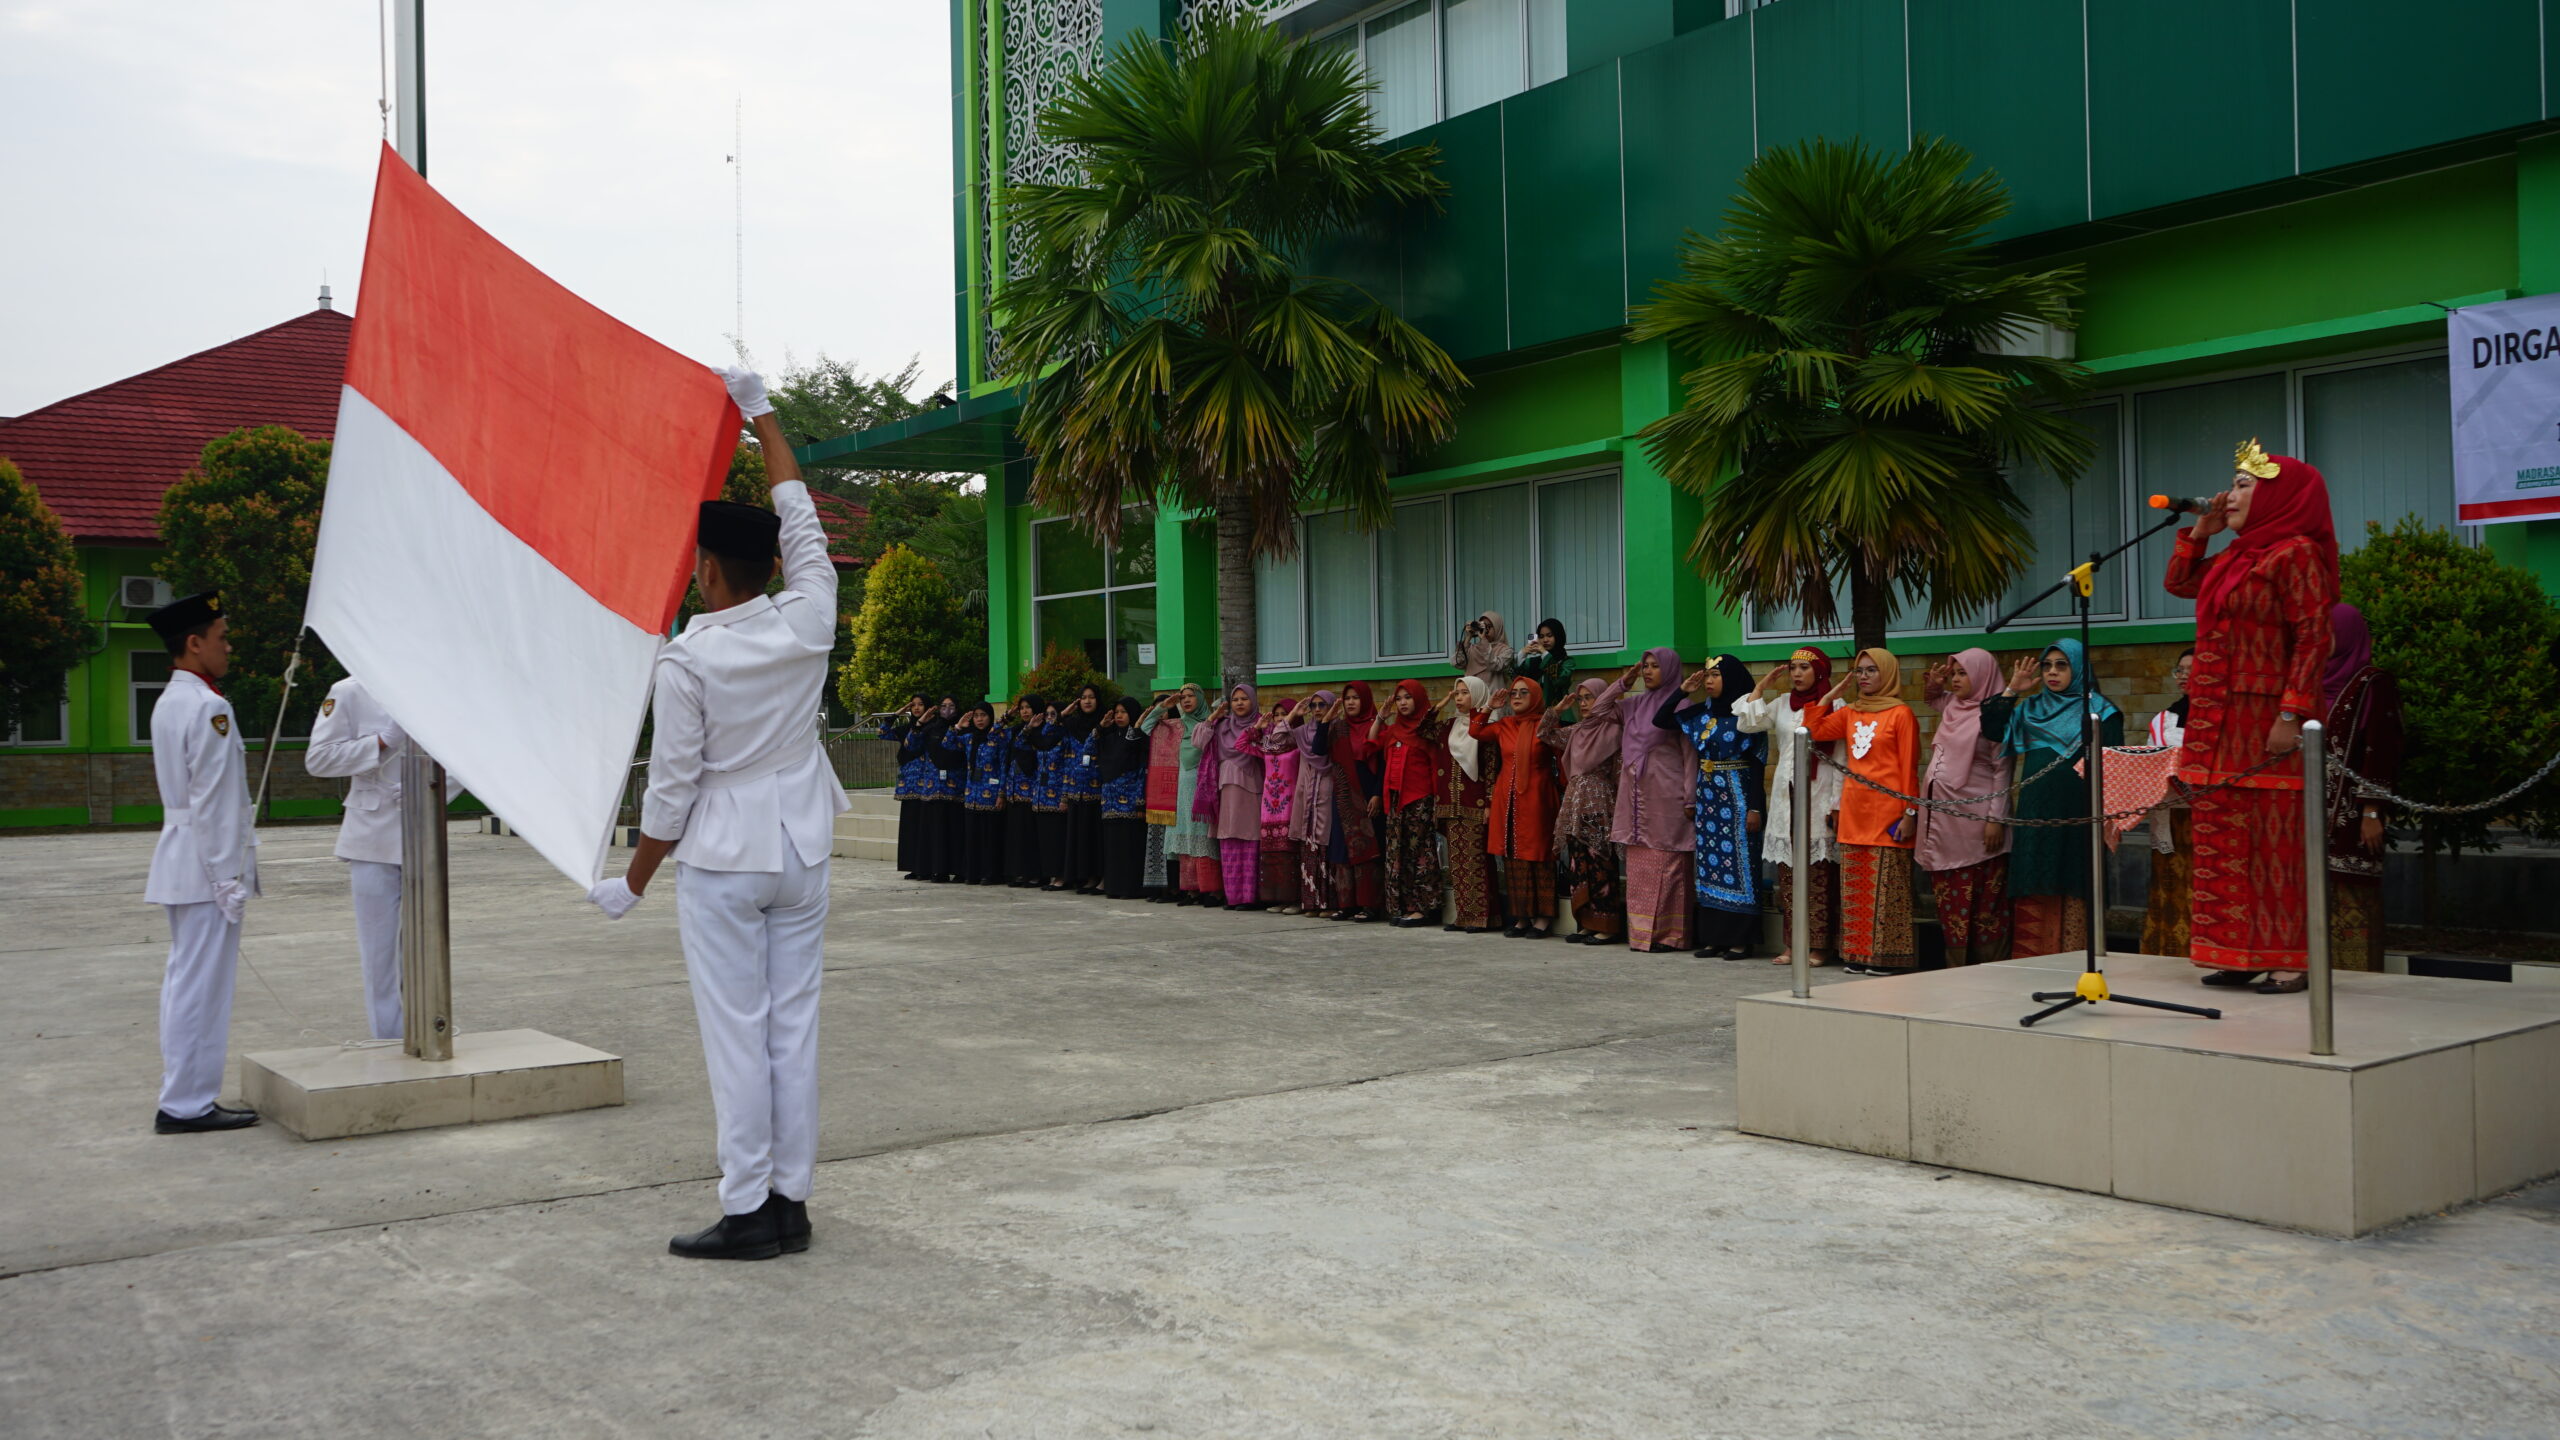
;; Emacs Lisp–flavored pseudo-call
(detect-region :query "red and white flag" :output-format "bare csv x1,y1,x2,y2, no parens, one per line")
309,145,739,885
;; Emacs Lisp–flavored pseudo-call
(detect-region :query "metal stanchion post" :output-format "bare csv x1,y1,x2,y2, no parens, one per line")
2087,700,2108,962
2302,720,2334,1056
1790,722,1811,1000
399,739,454,1062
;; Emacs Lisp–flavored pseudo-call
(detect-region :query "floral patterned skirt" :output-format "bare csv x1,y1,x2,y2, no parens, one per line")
1774,860,1838,954
1559,833,1622,937
1382,801,1444,917
1929,855,2010,966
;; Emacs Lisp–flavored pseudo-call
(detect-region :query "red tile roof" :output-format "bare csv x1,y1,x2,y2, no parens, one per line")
810,488,872,569
0,308,352,544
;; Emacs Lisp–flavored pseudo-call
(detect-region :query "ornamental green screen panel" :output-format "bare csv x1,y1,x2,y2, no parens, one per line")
2088,0,2296,219
1503,63,1627,348
1399,104,1511,361
1750,0,1910,157
1619,19,1755,313
1907,0,2090,240
2294,0,2542,174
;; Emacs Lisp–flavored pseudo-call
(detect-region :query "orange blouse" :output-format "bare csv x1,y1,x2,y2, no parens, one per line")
1473,711,1560,862
1806,702,1920,849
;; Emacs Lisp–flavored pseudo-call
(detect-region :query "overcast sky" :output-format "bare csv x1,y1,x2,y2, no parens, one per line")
0,1,955,420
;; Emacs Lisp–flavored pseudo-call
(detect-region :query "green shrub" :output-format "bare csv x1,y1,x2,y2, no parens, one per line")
837,544,979,715
1012,642,1118,711
0,457,89,736
2339,517,2560,855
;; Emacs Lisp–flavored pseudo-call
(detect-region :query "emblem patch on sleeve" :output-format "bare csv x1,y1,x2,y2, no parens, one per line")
211,714,230,736
321,698,336,716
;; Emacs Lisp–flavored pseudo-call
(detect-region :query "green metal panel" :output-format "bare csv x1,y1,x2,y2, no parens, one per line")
1502,64,1626,348
2065,158,2517,363
1396,105,1512,361
1303,196,1404,315
1616,339,1716,657
1620,19,1755,309
1100,0,1160,48
2295,0,2541,174
2088,0,2295,219
1568,0,1674,74
1750,0,1909,158
985,479,1026,695
1907,0,2088,240
1418,347,1620,472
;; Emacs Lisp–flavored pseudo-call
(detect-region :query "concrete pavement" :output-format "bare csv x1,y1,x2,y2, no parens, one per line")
2,824,2556,1438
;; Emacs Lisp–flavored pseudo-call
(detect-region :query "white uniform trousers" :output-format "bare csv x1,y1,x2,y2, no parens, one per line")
158,902,242,1119
676,838,828,1216
349,860,404,1040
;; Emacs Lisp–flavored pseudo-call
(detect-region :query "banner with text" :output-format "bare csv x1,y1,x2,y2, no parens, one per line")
2452,292,2560,525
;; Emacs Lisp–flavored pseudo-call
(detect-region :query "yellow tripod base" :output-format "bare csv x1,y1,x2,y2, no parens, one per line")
2075,971,2110,1003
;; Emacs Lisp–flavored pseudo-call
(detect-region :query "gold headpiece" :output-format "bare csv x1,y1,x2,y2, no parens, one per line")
2234,437,2280,480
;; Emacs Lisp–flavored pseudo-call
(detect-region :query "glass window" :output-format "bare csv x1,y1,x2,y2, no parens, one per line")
1536,471,1624,647
1035,592,1109,675
1257,545,1304,668
130,649,171,745
2134,373,2288,620
1452,483,1534,646
2002,402,2127,623
1364,2,1437,137
1033,514,1158,682
1305,510,1377,667
6,692,67,746
1528,0,1567,85
1034,520,1105,595
1110,515,1157,586
1441,0,1521,118
1377,497,1450,657
1109,591,1158,696
2304,356,2459,549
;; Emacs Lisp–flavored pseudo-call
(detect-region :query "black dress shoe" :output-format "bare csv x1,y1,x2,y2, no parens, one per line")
2200,968,2258,988
155,1103,258,1134
1503,923,1525,938
767,1191,810,1254
670,1205,783,1261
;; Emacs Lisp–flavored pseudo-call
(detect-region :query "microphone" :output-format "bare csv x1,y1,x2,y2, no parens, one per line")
2148,494,2216,514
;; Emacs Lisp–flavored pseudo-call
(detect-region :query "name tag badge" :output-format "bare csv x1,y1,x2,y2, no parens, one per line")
1080,755,1092,766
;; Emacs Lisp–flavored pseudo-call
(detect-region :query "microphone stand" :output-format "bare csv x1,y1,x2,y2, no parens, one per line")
1987,507,2220,1026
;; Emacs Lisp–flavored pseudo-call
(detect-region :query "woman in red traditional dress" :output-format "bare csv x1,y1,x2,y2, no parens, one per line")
2164,439,2337,992
1475,674,1563,938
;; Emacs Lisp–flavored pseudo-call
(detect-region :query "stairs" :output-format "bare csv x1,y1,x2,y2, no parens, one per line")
834,790,899,863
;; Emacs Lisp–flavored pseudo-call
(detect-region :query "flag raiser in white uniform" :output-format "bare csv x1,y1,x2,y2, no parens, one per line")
303,676,413,1040
146,666,261,1123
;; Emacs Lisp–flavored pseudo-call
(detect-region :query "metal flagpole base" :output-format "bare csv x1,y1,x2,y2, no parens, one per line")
241,1029,624,1140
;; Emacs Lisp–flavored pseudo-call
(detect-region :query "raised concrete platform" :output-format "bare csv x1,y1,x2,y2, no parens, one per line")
1737,952,2560,1236
240,1028,625,1141
834,788,898,862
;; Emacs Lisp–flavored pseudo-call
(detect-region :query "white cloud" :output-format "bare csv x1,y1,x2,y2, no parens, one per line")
0,0,953,421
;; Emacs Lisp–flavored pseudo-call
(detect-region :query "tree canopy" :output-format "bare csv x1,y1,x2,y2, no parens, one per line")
837,544,983,716
155,425,339,744
0,457,89,738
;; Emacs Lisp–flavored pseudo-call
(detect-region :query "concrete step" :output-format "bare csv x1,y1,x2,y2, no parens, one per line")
835,814,900,842
833,835,898,863
842,789,899,818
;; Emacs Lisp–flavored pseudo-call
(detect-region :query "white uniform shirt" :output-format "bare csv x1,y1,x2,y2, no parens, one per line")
641,479,849,873
304,676,408,865
144,669,261,905
1734,689,1846,867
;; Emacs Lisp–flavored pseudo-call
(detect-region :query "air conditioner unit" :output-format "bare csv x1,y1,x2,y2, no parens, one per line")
120,576,174,612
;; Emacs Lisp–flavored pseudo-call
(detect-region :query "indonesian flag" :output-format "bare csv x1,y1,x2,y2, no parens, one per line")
309,145,739,885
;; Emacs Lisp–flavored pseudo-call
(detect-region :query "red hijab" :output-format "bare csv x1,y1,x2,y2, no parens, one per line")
1378,678,1443,810
1376,678,1434,747
2196,452,2339,634
1336,681,1380,765
1787,647,1834,712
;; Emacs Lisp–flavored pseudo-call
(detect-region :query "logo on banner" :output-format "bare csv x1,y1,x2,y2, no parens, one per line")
2450,293,2560,525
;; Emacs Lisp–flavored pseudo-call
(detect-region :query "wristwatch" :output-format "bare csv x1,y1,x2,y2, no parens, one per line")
2276,710,2301,724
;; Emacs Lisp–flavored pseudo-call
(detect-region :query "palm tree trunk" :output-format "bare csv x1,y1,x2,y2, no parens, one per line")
1847,560,1890,657
1214,494,1258,692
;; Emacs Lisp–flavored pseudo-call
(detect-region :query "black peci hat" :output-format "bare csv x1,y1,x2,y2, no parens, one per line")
145,591,224,644
697,500,781,561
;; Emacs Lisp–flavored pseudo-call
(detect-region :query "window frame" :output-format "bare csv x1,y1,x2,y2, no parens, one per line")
1029,510,1158,682
3,693,70,748
1258,462,1627,673
1742,340,2466,645
1315,0,1558,136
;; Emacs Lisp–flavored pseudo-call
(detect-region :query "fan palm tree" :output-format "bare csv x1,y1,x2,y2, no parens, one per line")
1629,137,2095,653
999,16,1467,688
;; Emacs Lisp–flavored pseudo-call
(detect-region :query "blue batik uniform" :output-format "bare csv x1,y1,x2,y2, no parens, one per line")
964,727,1009,812
886,717,935,800
1100,756,1146,817
1678,706,1767,914
1005,722,1045,806
925,727,966,802
1033,726,1070,812
1062,729,1101,804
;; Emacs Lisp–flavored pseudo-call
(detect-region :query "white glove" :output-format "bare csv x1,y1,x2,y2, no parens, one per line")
211,878,248,926
587,876,641,920
719,366,774,419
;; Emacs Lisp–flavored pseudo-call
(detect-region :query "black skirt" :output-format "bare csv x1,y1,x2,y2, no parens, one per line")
1101,818,1148,898
896,796,927,876
1036,809,1069,885
1006,805,1041,883
1064,799,1103,887
1695,904,1760,952
963,808,1005,884
935,798,967,880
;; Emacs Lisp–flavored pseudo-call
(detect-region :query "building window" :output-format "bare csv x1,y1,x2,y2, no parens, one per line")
130,650,170,745
4,691,68,747
1318,0,1568,137
1257,466,1623,671
1032,510,1159,695
1745,345,2465,643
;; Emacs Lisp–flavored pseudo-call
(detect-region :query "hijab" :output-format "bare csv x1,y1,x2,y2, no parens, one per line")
1843,647,1904,713
1617,646,1688,780
1378,678,1434,748
1476,613,1509,649
1560,676,1621,777
2003,637,2119,756
2323,603,2372,712
1787,647,1835,713
1294,691,1338,759
1928,648,2001,776
2196,450,2340,636
1448,676,1491,778
1060,685,1104,740
1337,681,1379,764
1535,617,1568,658
1703,654,1755,720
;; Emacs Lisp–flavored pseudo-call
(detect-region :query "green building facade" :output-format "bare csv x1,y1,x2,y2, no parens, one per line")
805,0,2560,706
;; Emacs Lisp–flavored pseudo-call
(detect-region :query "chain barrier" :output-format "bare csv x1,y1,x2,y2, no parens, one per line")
2327,747,2560,816
1830,743,2301,828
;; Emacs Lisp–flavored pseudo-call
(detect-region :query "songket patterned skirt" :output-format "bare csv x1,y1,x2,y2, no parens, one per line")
1259,831,1300,910
1143,823,1170,889
2139,809,2193,958
2330,874,2385,973
1180,854,1224,898
1929,855,2010,966
1559,834,1622,937
1774,860,1838,954
2010,894,2088,957
1623,844,1691,950
1837,844,1917,969
1219,839,1259,905
1382,801,1444,918
1444,813,1495,929
1500,855,1556,920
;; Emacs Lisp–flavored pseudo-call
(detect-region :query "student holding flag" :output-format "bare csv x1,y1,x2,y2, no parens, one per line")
590,367,848,1261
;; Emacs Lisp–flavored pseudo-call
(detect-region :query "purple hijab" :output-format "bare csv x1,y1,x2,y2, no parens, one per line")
1192,684,1259,822
2323,603,2373,713
1610,647,1695,852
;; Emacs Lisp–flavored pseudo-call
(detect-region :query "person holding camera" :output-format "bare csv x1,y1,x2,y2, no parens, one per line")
1452,611,1515,691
